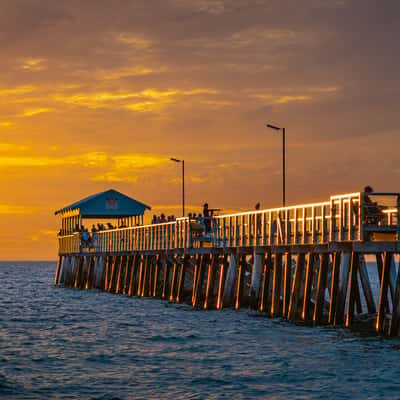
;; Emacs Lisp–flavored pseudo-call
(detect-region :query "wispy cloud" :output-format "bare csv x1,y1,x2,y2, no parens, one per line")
0,204,37,214
19,107,54,117
19,58,46,71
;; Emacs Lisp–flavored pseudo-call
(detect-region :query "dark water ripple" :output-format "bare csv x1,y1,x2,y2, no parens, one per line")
1,262,400,399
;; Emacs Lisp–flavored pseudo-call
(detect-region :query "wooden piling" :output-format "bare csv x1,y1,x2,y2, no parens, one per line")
137,255,144,297
176,256,187,303
376,252,393,333
328,252,341,324
169,256,178,302
153,256,160,297
216,255,228,310
54,255,63,286
314,253,329,326
358,255,376,314
161,256,170,300
74,256,84,289
249,251,263,309
128,254,138,296
235,255,245,310
116,255,126,294
282,252,292,317
141,256,149,297
288,253,306,321
108,256,117,292
193,254,206,308
389,261,400,336
204,254,218,310
334,251,350,326
302,252,315,322
222,252,238,308
85,256,95,290
271,253,283,317
260,252,272,314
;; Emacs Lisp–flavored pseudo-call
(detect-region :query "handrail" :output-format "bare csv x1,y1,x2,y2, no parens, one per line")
57,191,400,254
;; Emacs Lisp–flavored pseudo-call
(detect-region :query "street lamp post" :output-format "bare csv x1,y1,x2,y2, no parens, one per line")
266,124,286,207
170,157,185,217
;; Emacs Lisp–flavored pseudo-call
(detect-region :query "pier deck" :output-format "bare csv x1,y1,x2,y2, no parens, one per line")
55,191,400,336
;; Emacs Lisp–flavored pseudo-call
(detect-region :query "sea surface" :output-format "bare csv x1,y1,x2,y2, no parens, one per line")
1,261,400,399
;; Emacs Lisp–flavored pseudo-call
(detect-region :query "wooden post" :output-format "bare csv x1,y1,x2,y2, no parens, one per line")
193,255,206,308
116,256,126,294
147,256,155,297
204,254,218,310
104,256,110,291
282,252,292,317
334,251,350,326
161,256,170,300
153,256,160,298
271,253,283,316
74,256,83,289
192,254,200,305
288,253,305,321
176,256,187,303
358,255,376,314
302,252,315,322
376,252,393,333
235,256,246,310
128,254,137,296
376,253,389,311
389,260,400,336
249,251,263,309
328,252,341,324
260,252,272,313
137,255,144,297
54,255,63,286
108,256,117,292
223,252,238,307
85,256,95,290
314,253,329,326
141,256,149,297
216,255,228,310
123,255,133,294
169,256,178,302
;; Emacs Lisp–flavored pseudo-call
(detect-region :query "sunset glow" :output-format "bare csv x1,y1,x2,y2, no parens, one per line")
1,0,399,259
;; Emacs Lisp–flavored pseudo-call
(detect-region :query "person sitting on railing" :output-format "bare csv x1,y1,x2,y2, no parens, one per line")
363,186,383,225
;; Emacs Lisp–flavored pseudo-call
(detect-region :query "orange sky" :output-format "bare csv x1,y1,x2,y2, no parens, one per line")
1,0,400,260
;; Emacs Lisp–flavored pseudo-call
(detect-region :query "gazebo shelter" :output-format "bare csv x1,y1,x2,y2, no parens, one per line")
55,189,151,235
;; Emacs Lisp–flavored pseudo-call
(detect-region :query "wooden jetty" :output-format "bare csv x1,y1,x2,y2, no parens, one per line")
54,189,400,336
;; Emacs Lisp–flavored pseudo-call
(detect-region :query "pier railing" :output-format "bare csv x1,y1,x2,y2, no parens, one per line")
58,192,400,255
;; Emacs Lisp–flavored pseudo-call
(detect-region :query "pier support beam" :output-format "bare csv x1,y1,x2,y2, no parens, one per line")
334,251,351,326
249,251,263,309
223,252,238,308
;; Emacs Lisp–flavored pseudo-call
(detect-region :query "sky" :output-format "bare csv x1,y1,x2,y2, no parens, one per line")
1,0,399,259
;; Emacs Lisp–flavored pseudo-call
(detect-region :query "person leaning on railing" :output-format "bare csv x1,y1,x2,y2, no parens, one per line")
363,186,384,225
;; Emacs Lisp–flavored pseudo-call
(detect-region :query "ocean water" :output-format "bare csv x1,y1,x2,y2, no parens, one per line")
1,262,400,399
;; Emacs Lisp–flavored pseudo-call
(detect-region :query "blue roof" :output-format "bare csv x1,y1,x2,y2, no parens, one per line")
55,189,151,218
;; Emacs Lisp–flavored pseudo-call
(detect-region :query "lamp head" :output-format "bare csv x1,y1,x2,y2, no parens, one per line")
266,124,281,130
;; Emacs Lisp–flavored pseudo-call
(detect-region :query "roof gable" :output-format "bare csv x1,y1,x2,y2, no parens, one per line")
55,189,151,217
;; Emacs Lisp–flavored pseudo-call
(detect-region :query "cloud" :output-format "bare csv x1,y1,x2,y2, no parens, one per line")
115,33,155,49
0,204,37,214
20,58,46,71
0,121,15,128
19,107,54,117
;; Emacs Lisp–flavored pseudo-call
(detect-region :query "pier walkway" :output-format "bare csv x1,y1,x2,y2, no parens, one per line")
55,190,400,336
